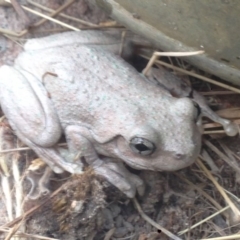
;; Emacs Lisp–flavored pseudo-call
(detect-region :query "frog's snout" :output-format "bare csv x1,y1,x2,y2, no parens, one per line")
171,151,196,165
150,148,200,172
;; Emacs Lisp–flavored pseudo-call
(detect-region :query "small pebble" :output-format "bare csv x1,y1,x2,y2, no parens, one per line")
115,215,123,228
102,208,114,229
110,204,121,218
113,227,129,238
123,220,134,231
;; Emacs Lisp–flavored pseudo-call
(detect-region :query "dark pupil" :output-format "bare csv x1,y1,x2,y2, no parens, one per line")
135,144,149,152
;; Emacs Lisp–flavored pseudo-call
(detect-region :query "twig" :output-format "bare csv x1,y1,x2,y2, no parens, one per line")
200,150,219,173
4,219,23,240
0,0,9,6
203,119,240,130
0,143,67,154
0,27,27,37
33,0,75,27
1,176,13,221
201,234,240,240
0,227,59,240
103,228,116,240
27,0,98,27
203,130,226,135
12,154,23,218
132,198,182,240
201,91,237,96
142,50,204,75
4,0,80,31
119,30,126,57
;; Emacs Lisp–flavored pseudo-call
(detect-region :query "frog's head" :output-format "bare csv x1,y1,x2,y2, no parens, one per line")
114,97,202,171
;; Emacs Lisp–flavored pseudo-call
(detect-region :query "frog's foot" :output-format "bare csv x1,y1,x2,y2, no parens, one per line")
26,166,53,200
14,128,83,175
92,157,145,198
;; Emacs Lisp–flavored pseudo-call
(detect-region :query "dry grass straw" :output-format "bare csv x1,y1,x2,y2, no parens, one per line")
174,140,240,239
27,0,98,27
31,0,76,27
175,153,240,238
0,122,25,240
1,227,59,240
133,197,183,240
4,0,80,32
142,50,205,75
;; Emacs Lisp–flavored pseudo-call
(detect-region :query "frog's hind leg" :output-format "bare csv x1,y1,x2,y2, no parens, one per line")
0,65,62,147
0,65,83,175
14,128,83,174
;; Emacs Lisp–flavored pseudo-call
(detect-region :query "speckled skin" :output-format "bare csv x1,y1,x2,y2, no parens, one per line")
0,31,202,197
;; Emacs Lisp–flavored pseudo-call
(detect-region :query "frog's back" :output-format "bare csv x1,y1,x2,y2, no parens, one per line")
15,43,173,138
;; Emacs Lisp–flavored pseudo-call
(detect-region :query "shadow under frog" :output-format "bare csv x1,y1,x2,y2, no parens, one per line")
0,31,204,198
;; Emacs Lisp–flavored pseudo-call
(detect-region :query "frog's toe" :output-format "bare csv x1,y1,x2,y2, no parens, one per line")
52,165,64,174
72,165,84,174
223,122,239,136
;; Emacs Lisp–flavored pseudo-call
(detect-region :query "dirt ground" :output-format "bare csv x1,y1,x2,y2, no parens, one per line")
0,1,240,240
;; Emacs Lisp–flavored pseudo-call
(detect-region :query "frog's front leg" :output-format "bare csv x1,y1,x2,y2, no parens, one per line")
147,67,239,136
189,91,238,136
65,126,145,198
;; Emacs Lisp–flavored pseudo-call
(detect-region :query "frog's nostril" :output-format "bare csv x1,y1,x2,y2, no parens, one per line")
175,153,184,160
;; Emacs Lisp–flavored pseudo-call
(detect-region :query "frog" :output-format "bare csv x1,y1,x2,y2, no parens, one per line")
0,30,202,198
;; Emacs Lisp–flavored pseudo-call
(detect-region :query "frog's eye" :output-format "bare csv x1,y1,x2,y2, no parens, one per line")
130,137,156,156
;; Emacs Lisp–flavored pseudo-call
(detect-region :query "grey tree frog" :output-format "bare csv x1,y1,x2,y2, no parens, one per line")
0,31,202,198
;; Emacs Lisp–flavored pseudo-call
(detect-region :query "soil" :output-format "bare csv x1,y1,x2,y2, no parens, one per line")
0,1,240,240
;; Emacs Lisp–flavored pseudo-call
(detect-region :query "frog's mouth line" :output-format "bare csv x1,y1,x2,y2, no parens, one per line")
123,157,156,171
113,146,152,170
114,145,200,172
